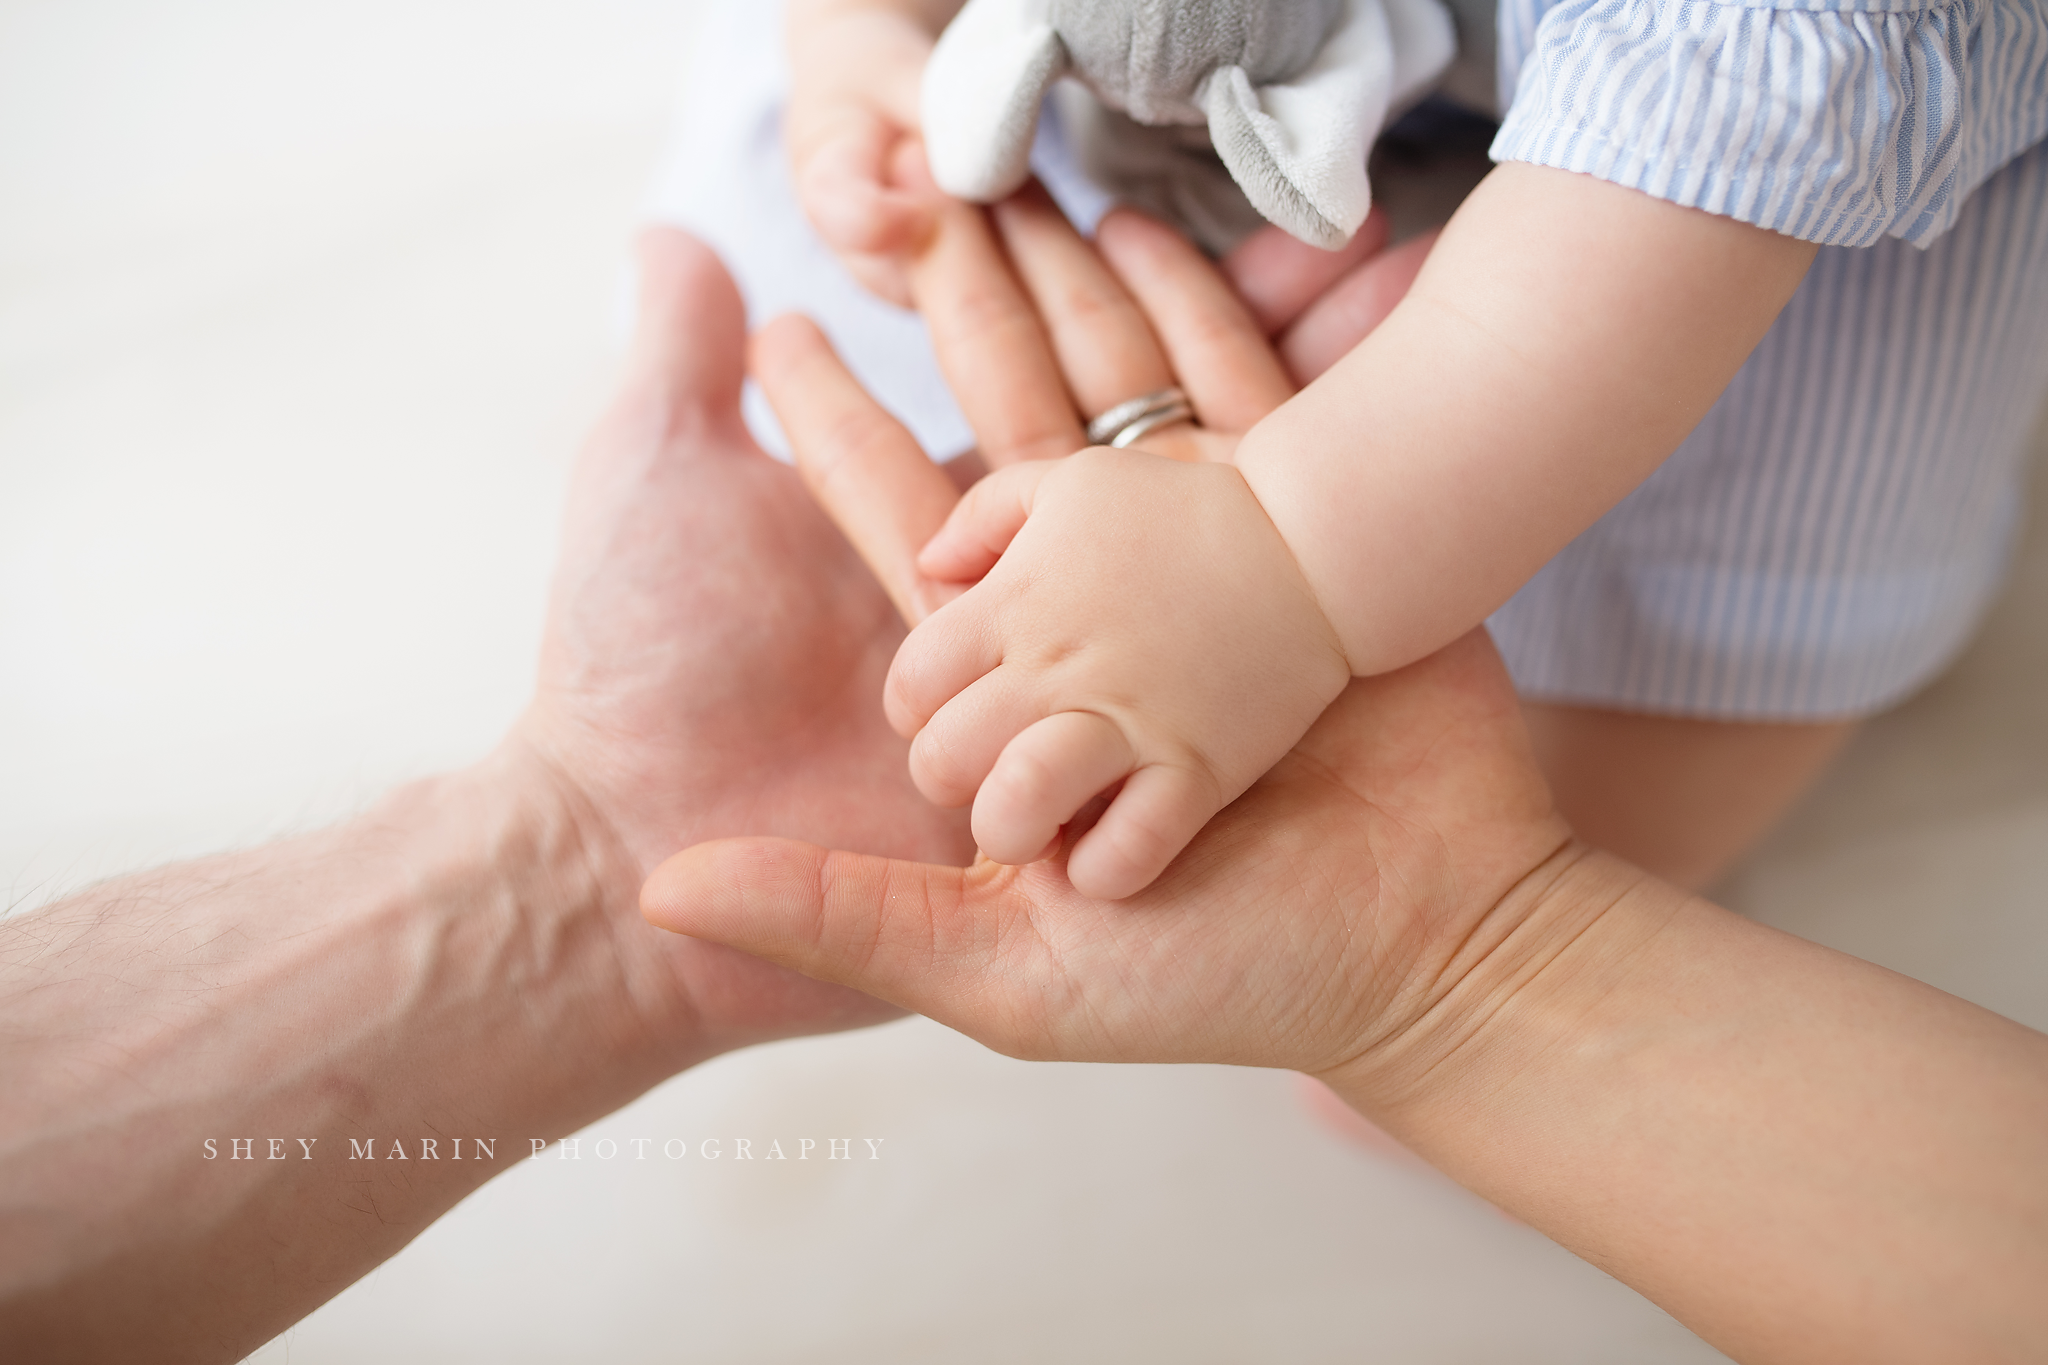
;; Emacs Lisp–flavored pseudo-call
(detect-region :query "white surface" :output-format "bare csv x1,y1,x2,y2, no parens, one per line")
3,2,2041,1360
1,0,701,901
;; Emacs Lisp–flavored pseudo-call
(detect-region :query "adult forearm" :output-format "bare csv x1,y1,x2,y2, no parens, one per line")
0,751,681,1362
1339,847,2048,1364
1235,163,1816,675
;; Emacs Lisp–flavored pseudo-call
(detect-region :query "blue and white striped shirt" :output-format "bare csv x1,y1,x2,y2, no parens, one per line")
1483,1,2048,718
1492,0,2048,245
654,0,2048,720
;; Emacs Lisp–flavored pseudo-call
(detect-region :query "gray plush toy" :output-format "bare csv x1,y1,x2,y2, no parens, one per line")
922,0,1456,253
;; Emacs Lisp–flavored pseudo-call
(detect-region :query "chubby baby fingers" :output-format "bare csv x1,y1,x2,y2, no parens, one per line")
972,711,1137,866
1066,763,1220,902
795,116,931,259
915,459,1056,583
905,667,1043,809
883,590,1003,738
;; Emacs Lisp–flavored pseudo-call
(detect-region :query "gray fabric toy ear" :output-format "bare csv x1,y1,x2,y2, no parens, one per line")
923,0,1070,203
1200,0,1452,249
925,0,1456,250
1051,83,1270,255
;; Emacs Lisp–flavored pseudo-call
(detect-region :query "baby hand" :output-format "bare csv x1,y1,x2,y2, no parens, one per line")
785,4,946,307
892,448,1352,899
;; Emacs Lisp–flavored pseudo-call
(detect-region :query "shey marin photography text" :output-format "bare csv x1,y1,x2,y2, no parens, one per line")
201,1137,889,1162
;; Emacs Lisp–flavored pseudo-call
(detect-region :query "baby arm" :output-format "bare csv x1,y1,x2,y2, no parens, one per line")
785,0,966,303
898,163,1815,898
1234,162,1818,675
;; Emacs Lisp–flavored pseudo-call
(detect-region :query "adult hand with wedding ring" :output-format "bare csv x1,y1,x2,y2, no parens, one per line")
714,179,1577,1081
754,186,1411,898
1084,387,1197,449
862,170,1429,474
901,180,1292,470
650,187,2048,1365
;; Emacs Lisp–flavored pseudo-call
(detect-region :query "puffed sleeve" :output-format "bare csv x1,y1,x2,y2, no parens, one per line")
1490,0,2048,246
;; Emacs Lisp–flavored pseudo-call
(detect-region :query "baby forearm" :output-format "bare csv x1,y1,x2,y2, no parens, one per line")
1235,163,1817,676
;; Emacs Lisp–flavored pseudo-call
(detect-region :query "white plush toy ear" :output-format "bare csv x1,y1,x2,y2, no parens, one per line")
1200,0,1454,248
923,0,1069,203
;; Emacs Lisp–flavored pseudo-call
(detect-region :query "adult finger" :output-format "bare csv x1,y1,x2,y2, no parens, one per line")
627,228,750,416
1222,209,1392,337
749,314,959,625
990,184,1176,424
1095,210,1295,433
644,837,1003,1027
1278,230,1437,386
641,631,1565,1062
906,194,1089,467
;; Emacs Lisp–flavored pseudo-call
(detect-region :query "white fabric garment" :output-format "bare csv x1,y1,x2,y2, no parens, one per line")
1491,139,2048,718
1484,0,2048,715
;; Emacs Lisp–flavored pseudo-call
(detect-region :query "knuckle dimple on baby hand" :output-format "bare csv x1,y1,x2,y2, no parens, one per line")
887,636,949,722
909,728,979,807
985,748,1062,823
1104,815,1175,880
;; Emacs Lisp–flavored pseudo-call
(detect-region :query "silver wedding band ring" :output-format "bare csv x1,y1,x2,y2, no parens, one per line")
1086,386,1195,449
